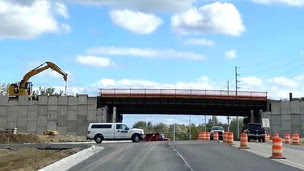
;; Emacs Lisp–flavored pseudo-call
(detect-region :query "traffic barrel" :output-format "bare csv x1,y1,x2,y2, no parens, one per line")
223,132,228,143
265,134,270,142
205,132,210,141
213,131,219,142
270,137,286,159
274,133,280,138
291,134,300,145
239,133,250,149
227,132,234,145
197,132,204,140
284,134,290,144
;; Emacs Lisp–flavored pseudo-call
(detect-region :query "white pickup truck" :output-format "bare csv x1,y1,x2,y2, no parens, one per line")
86,123,145,143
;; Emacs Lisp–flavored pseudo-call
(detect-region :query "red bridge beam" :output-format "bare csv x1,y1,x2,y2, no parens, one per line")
99,89,267,101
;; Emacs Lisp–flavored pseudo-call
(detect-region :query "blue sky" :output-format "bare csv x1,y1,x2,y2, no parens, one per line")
1,0,304,126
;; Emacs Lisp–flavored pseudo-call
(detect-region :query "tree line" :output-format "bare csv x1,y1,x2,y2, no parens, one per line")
132,116,244,141
0,83,64,96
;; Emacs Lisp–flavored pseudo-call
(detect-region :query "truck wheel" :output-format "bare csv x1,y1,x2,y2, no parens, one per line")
132,134,140,143
95,134,103,144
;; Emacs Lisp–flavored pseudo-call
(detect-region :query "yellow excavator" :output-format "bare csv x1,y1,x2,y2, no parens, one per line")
8,61,68,97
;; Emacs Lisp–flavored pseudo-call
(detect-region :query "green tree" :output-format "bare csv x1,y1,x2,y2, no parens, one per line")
133,121,148,129
33,87,64,96
0,83,9,96
229,117,244,140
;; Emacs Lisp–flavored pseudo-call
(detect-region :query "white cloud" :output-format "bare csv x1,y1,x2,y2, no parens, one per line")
94,76,215,89
55,2,69,18
87,46,206,60
67,0,195,12
184,38,215,47
109,9,163,34
0,0,71,39
38,73,304,100
76,55,114,67
38,70,71,80
251,0,304,6
171,2,245,36
60,23,72,33
225,49,237,59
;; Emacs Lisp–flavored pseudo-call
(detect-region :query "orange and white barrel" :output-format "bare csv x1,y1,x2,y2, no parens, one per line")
223,132,228,143
239,133,249,149
205,132,210,141
197,132,204,140
227,132,234,145
291,134,300,145
202,132,206,141
274,133,280,138
284,134,290,144
213,132,219,142
270,137,286,159
265,134,270,142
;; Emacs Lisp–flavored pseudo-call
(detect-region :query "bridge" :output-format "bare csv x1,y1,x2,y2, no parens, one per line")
97,89,268,123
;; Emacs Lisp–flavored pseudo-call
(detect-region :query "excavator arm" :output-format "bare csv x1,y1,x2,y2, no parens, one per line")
20,61,68,88
9,61,68,97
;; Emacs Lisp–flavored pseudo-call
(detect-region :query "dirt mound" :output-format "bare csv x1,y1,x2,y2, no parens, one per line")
0,133,42,144
0,148,79,171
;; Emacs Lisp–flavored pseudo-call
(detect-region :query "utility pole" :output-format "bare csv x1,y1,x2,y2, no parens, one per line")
173,124,176,142
204,115,207,131
235,66,240,140
227,80,230,95
189,116,191,141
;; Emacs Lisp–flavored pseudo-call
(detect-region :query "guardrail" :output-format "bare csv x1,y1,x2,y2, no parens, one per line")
99,89,267,101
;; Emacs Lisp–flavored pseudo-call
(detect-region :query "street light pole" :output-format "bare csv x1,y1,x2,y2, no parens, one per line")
173,124,176,142
189,116,191,141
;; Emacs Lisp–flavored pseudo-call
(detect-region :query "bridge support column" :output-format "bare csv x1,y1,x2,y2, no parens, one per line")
112,107,117,123
250,110,254,123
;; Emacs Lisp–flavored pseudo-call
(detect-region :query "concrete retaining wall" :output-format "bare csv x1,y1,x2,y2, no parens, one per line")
0,95,108,136
262,100,304,137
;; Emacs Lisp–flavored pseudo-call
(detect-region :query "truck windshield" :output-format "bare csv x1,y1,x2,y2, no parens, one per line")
248,124,261,129
212,127,224,130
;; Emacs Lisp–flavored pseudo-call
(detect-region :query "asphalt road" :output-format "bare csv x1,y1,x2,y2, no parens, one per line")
69,141,302,171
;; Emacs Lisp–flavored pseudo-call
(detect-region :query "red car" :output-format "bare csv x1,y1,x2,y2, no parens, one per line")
144,133,170,141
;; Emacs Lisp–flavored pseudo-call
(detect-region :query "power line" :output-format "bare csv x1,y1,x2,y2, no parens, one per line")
241,57,303,76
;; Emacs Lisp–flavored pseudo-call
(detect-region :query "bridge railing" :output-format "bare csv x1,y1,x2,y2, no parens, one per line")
99,89,267,100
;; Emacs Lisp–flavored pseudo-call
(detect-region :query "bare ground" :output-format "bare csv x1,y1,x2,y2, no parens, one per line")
0,133,86,170
0,132,86,144
0,148,79,171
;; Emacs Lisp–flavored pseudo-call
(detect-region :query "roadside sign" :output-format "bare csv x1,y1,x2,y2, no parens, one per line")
262,118,270,128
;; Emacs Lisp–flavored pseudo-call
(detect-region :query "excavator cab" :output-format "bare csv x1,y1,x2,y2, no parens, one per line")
8,82,33,96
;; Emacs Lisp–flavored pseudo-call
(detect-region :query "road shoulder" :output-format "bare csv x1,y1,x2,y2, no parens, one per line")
39,145,104,171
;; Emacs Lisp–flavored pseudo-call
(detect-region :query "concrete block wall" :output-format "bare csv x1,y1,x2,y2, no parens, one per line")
263,100,304,137
0,95,105,136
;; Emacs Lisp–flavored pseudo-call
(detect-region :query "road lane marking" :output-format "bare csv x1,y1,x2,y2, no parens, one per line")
169,143,193,171
39,145,104,171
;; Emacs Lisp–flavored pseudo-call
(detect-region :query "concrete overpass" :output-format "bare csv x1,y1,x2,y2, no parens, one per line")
97,89,268,124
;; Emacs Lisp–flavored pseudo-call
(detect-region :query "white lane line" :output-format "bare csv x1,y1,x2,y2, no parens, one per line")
169,144,194,171
39,145,104,171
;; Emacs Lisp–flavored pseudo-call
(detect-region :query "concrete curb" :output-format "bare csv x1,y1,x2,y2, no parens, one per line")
39,145,104,171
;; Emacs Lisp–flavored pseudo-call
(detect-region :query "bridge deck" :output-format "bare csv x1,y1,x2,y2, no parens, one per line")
99,89,267,101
